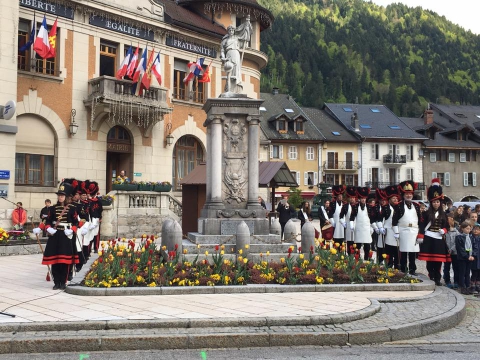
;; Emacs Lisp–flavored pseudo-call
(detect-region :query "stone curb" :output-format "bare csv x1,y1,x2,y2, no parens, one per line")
66,279,435,296
0,287,465,354
0,300,381,333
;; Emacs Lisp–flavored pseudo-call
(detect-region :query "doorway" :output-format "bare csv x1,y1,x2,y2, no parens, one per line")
172,135,204,191
106,126,132,193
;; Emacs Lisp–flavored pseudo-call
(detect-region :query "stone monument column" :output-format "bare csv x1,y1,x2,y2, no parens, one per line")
208,116,224,208
247,116,261,209
205,125,212,203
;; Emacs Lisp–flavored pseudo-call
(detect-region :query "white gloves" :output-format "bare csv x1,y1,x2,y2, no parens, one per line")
439,229,445,235
342,222,347,229
88,224,96,230
81,228,88,235
349,221,355,231
329,219,335,228
64,229,73,237
374,228,380,235
370,227,374,235
32,227,42,235
380,228,386,235
416,237,424,245
393,233,400,239
47,227,57,235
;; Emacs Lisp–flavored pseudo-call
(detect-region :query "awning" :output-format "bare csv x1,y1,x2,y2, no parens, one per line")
180,162,299,188
275,191,316,198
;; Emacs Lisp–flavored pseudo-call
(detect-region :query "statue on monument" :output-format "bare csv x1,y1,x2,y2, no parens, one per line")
220,15,252,95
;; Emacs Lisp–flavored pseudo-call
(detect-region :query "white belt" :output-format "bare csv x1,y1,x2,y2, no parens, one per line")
425,230,443,239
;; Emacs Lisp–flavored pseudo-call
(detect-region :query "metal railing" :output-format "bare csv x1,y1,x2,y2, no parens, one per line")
383,154,407,164
323,161,361,170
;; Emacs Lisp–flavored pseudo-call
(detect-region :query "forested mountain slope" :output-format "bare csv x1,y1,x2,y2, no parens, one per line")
258,0,480,116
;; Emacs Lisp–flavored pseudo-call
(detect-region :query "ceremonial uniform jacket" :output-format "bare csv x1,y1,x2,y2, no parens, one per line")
392,201,421,252
89,198,103,219
349,203,375,243
76,200,91,222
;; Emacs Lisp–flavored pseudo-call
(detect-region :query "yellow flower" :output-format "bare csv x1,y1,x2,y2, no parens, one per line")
220,245,225,250
245,244,250,249
385,279,389,284
299,254,304,259
280,257,285,263
314,255,320,261
243,258,248,264
238,256,243,263
330,248,337,255
98,251,103,256
147,281,156,287
197,244,201,249
220,250,225,255
162,245,167,251
382,253,387,259
266,251,270,256
289,246,294,252
238,249,243,255
205,251,209,256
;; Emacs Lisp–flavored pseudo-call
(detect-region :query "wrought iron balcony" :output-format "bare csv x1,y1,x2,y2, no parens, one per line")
84,76,172,136
383,154,407,164
323,161,361,171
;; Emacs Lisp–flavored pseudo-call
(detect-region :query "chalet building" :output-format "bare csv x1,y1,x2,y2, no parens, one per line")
259,89,324,202
0,0,273,229
402,104,480,202
302,107,360,187
323,104,427,198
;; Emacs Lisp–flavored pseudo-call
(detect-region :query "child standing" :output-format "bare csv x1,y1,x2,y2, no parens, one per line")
455,221,477,295
444,213,459,289
469,224,480,293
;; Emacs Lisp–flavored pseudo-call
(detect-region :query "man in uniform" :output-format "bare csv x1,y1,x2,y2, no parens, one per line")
76,181,92,266
393,180,421,275
87,181,103,254
340,186,356,253
349,187,374,260
328,185,346,247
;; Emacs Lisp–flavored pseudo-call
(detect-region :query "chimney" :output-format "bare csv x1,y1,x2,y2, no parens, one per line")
351,112,359,132
424,109,434,125
272,87,279,95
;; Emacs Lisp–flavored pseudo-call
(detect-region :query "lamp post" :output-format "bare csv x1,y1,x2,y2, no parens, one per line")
165,122,174,146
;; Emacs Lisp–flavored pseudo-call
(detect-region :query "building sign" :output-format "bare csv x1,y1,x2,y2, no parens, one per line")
89,16,154,41
166,37,217,58
107,143,131,153
0,171,10,180
0,185,8,197
19,0,75,19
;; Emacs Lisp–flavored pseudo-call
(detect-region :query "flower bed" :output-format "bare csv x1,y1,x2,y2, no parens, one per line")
82,238,419,288
0,228,9,244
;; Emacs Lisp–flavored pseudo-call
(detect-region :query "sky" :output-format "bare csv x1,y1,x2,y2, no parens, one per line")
365,0,479,35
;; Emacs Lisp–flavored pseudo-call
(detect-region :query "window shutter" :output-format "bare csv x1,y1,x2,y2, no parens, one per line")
371,144,375,160
445,172,450,186
334,152,338,168
464,172,468,186
288,146,292,160
379,168,384,182
296,172,300,186
368,168,372,182
304,172,308,186
388,144,393,155
473,172,477,187
396,170,401,183
406,145,411,161
396,145,400,155
314,171,318,186
430,153,436,162
279,145,283,159
269,145,273,159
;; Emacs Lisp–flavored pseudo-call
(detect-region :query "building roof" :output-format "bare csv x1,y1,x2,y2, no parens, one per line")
324,103,427,141
176,0,274,30
429,103,480,129
259,92,324,142
157,0,227,37
302,107,359,143
180,162,298,188
400,116,480,149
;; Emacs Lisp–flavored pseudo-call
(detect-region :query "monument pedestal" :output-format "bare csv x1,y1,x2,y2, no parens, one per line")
188,97,281,245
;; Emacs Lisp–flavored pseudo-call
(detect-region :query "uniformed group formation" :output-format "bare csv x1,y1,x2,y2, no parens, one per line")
32,179,103,290
317,179,450,285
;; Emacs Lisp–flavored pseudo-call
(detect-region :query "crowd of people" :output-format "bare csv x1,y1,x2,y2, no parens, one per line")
31,179,103,290
276,178,480,295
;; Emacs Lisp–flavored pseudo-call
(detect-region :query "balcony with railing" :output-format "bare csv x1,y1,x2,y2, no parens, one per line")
84,76,172,135
323,161,361,171
383,154,407,165
365,181,426,191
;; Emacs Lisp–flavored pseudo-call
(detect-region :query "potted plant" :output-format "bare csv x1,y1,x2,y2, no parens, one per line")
153,181,172,192
138,181,154,191
99,194,115,206
126,180,139,191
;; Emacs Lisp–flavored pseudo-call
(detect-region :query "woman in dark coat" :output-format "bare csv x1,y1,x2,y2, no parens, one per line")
298,201,312,228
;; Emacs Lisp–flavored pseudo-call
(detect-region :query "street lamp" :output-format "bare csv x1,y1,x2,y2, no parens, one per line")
165,122,174,146
69,109,78,136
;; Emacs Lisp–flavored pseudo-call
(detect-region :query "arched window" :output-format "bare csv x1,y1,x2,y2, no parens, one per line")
172,135,204,190
15,115,55,186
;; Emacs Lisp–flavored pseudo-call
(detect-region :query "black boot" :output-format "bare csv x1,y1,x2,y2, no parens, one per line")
53,282,60,290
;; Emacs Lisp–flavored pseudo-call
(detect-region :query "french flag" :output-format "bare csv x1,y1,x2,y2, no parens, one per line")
33,16,51,59
151,52,162,85
132,47,147,83
126,46,139,78
116,46,133,79
183,58,205,83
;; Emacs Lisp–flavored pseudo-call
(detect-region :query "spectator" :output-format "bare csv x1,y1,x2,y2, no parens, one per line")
258,196,266,209
116,170,130,184
12,202,27,230
470,212,479,226
445,200,454,214
40,199,52,237
444,213,459,289
298,201,312,228
455,221,476,295
453,206,464,224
